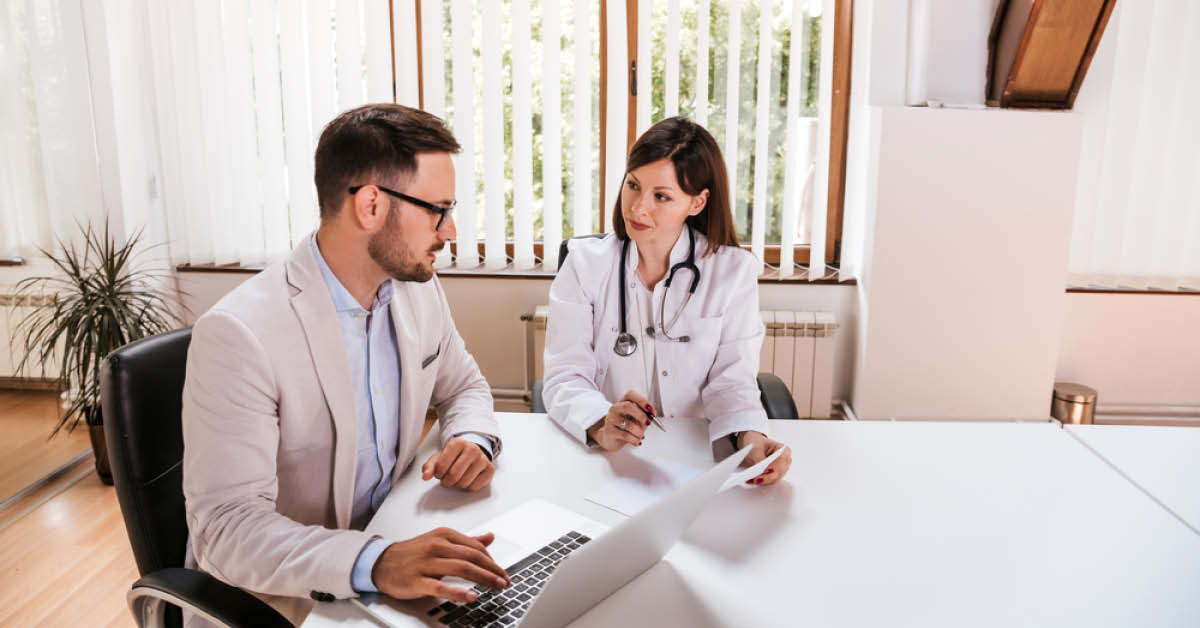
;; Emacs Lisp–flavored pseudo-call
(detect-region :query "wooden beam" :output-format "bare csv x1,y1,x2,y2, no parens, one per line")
825,0,853,265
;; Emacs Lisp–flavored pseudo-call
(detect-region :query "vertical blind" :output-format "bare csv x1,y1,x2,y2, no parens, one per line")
146,0,416,266
431,0,600,272
635,0,830,278
0,0,103,258
3,0,837,280
1070,0,1200,291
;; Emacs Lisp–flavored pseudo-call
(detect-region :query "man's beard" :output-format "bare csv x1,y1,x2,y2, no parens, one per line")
367,204,443,282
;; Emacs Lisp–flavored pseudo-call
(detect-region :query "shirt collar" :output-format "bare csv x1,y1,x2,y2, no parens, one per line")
310,234,393,313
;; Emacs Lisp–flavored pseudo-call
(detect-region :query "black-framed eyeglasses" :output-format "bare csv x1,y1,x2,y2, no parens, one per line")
348,184,455,230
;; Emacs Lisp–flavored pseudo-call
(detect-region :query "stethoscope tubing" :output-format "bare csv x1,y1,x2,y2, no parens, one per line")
613,226,699,356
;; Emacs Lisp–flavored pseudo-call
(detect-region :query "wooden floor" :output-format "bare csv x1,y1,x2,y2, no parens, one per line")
0,391,91,504
0,470,137,627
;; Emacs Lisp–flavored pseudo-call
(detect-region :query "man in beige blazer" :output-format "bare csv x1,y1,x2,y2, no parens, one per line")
182,104,509,625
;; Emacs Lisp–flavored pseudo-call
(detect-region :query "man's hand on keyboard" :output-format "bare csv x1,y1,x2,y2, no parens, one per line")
371,528,510,603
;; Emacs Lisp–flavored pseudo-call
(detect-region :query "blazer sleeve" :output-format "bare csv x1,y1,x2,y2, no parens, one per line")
428,278,501,454
701,254,770,442
542,249,613,444
182,310,374,600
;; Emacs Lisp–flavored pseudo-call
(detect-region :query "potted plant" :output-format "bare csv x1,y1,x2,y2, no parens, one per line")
7,223,183,484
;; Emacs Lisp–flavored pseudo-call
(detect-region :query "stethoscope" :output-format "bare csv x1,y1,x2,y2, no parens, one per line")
613,225,700,356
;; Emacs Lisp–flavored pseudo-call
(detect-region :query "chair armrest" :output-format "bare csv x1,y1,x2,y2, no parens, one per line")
531,379,546,414
127,567,291,628
757,373,800,420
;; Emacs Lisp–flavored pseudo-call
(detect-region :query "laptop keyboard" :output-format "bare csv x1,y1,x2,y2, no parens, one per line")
427,531,592,627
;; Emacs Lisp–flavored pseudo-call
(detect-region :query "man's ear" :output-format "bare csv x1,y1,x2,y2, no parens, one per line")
350,186,387,230
689,189,709,217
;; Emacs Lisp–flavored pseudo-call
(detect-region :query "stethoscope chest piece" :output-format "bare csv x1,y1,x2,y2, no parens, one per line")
613,332,638,357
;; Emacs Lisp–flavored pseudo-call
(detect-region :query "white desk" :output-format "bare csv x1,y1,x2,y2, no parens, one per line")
304,415,1200,627
1065,424,1200,535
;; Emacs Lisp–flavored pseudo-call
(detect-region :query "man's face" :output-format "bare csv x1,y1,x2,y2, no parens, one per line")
368,152,457,282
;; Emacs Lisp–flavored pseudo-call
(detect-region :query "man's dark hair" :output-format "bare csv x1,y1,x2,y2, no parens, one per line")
314,103,461,219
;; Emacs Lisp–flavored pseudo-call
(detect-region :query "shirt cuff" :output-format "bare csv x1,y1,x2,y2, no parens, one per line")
351,537,392,593
456,432,495,461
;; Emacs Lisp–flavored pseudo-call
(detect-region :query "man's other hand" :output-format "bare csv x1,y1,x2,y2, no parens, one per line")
421,437,495,491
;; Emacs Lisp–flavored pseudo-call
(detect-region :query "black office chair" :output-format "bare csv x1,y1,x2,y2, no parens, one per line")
101,328,290,628
531,236,800,420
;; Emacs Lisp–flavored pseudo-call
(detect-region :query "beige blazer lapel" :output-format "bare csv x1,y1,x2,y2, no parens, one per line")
285,239,359,529
389,281,427,475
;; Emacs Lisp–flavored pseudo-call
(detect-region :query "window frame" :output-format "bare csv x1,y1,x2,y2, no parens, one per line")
600,0,854,268
175,0,852,274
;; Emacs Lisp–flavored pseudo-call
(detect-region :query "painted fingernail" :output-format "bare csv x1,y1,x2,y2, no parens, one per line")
766,468,774,474
754,478,763,484
645,404,655,414
646,419,652,426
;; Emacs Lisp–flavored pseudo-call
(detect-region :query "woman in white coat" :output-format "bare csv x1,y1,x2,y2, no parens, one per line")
543,117,792,486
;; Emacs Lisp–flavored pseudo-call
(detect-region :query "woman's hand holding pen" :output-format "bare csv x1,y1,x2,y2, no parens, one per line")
586,390,657,451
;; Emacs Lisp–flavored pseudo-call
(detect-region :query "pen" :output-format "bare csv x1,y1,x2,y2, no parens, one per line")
638,403,666,432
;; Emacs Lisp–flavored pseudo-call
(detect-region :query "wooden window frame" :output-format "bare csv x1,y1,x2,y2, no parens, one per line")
602,0,853,268
409,0,852,269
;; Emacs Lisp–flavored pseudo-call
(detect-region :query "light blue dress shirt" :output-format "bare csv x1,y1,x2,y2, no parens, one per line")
309,236,493,593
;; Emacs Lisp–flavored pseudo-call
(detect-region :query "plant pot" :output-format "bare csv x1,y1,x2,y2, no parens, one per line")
84,406,113,485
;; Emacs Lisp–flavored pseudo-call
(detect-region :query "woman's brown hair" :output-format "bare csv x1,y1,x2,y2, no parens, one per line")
611,116,738,257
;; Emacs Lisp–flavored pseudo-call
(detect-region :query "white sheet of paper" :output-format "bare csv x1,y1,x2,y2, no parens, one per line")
585,457,703,517
719,446,785,492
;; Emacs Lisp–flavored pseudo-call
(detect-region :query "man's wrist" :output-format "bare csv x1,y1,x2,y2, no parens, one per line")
352,537,392,593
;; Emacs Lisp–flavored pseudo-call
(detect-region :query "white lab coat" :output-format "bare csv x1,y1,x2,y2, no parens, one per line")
543,230,769,446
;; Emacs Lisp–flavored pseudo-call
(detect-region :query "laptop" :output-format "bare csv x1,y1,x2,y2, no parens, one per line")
359,445,753,627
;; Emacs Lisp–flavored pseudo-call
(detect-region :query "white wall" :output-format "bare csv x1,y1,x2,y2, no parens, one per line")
177,272,859,401
1057,293,1200,406
852,106,1083,420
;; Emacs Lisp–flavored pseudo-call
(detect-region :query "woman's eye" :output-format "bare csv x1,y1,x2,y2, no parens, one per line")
656,194,670,202
626,180,638,190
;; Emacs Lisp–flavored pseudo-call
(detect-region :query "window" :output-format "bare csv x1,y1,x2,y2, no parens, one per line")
0,0,851,279
1069,0,1200,291
614,0,848,277
0,0,100,260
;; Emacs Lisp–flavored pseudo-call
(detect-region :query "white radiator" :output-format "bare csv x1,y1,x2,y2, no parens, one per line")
0,288,60,379
529,306,838,418
761,310,838,419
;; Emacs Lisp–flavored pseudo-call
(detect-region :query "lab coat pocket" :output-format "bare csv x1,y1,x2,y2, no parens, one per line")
676,315,723,383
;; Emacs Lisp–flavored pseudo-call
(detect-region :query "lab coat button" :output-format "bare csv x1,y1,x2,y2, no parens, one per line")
662,370,668,377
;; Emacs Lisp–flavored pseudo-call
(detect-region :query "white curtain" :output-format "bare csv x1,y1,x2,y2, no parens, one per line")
0,0,103,258
1069,0,1200,291
144,0,407,267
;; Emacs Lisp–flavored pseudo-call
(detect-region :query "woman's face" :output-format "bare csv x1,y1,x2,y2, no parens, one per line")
621,158,708,244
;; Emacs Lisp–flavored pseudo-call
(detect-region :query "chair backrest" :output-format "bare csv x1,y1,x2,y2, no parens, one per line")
557,234,607,269
101,328,193,577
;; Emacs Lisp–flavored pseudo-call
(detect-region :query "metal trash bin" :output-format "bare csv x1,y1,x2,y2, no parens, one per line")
1052,383,1098,424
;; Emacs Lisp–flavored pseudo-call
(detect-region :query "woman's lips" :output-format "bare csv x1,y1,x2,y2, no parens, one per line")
629,219,651,231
